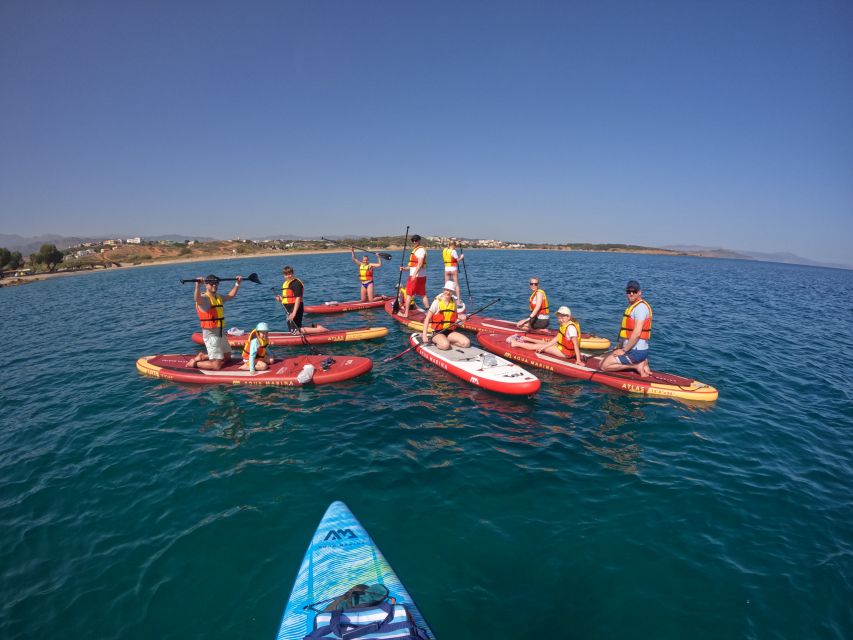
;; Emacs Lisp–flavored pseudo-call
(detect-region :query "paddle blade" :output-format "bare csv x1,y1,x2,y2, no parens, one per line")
378,252,393,260
392,299,400,314
247,272,261,284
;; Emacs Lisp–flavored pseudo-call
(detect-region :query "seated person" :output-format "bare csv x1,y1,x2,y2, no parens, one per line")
240,322,275,371
509,306,583,365
422,281,470,351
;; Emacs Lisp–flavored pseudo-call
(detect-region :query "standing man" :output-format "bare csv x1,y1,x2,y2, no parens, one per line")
516,277,550,330
599,279,652,377
188,274,242,369
398,234,428,317
351,248,382,302
422,281,470,351
276,265,305,333
442,240,464,298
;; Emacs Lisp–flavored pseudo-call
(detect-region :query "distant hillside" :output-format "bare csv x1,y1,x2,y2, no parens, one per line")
661,245,851,270
0,234,216,254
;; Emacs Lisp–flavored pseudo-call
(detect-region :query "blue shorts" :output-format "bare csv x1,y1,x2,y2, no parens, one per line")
361,281,373,288
617,348,648,365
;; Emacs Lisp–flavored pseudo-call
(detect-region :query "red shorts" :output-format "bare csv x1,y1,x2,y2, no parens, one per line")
405,276,426,296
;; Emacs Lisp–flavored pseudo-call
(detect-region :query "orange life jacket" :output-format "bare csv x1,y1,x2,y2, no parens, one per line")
359,263,374,283
442,248,458,268
280,277,303,305
241,329,269,360
408,247,427,270
529,288,549,318
619,299,652,341
429,296,458,332
196,292,224,332
557,319,581,356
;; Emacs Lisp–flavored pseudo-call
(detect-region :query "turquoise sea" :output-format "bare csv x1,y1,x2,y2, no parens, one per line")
1,249,851,639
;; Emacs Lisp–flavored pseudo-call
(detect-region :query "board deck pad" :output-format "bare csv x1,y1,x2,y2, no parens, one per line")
276,501,436,640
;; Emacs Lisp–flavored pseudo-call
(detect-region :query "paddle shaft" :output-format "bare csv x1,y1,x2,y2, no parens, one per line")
180,273,261,284
461,256,472,301
391,226,410,314
383,297,501,363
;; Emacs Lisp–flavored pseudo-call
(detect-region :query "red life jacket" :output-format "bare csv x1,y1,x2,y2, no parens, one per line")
529,288,549,318
429,296,458,332
619,299,652,341
196,292,224,331
557,319,581,356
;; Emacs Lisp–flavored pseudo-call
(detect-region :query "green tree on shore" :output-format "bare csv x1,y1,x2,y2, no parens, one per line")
32,244,64,272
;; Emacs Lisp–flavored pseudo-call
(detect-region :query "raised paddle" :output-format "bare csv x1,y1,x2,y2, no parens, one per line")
321,237,393,261
180,273,262,284
391,226,410,314
382,297,502,363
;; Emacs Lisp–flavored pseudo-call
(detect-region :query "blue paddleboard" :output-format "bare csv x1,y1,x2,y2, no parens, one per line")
276,501,436,639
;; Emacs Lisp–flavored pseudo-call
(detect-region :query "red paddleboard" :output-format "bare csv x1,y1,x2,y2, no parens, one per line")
384,299,427,331
304,296,393,314
459,315,611,350
408,334,540,396
191,326,388,347
476,332,718,402
136,354,372,386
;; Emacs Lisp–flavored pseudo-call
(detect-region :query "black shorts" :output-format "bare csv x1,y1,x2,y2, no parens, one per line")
530,317,549,330
284,304,304,329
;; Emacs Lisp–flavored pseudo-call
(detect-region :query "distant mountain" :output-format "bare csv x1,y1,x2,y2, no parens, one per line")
661,245,851,270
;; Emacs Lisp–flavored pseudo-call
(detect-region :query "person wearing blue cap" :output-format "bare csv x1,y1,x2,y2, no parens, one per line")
599,280,652,377
240,322,276,372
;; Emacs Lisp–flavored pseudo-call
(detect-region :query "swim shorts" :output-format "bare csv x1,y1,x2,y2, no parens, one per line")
617,348,649,365
405,276,426,296
202,330,231,360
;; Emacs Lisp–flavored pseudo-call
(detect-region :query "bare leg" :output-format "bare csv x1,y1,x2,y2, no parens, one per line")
367,283,374,302
195,357,227,371
447,331,470,348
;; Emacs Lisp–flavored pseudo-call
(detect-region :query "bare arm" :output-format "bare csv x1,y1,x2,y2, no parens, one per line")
222,276,242,302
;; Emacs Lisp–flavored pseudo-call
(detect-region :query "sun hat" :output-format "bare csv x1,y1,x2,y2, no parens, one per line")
256,322,269,332
556,306,572,316
443,280,456,292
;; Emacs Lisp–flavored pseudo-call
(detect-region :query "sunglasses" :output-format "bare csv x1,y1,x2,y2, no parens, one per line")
529,282,539,286
626,289,638,294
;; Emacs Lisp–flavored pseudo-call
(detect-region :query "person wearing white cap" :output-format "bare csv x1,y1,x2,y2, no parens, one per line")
508,306,583,365
422,280,469,350
239,322,276,372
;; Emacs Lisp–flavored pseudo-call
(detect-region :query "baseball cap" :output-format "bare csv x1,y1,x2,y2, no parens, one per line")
256,322,269,332
626,280,640,291
205,274,220,284
556,306,572,316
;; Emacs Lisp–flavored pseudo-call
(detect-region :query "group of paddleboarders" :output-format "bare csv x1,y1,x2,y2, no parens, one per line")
187,234,654,377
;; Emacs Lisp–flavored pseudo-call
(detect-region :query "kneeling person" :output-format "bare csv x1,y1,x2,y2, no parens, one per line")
422,281,469,351
240,322,276,372
509,306,582,365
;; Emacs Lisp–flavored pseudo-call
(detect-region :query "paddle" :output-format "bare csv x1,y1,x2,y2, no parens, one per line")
382,297,501,363
391,226,410,314
180,273,262,284
321,237,393,261
460,252,472,301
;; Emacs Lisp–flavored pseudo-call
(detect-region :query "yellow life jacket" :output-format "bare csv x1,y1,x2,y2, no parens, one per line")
429,296,458,332
359,263,374,283
442,248,458,268
529,288,549,318
398,287,416,309
557,319,581,356
241,329,269,360
280,277,304,305
619,299,652,341
196,292,224,331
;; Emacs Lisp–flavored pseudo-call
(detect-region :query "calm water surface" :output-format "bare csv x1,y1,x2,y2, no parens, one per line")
1,250,851,639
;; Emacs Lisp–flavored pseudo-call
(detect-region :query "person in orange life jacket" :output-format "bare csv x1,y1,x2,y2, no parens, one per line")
187,274,241,370
351,248,382,302
239,322,276,372
422,281,469,351
516,278,549,330
442,240,464,298
275,265,329,334
599,280,652,377
398,234,428,317
508,306,583,365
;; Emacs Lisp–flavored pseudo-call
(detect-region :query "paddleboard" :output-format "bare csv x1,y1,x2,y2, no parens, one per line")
136,354,372,386
409,333,540,396
304,296,393,314
476,332,718,402
275,501,436,640
459,314,611,350
191,326,388,348
383,299,427,331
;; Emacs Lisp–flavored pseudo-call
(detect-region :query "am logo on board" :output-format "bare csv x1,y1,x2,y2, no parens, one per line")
324,528,358,541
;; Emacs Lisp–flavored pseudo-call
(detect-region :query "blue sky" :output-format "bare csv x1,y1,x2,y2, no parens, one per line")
1,1,851,264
